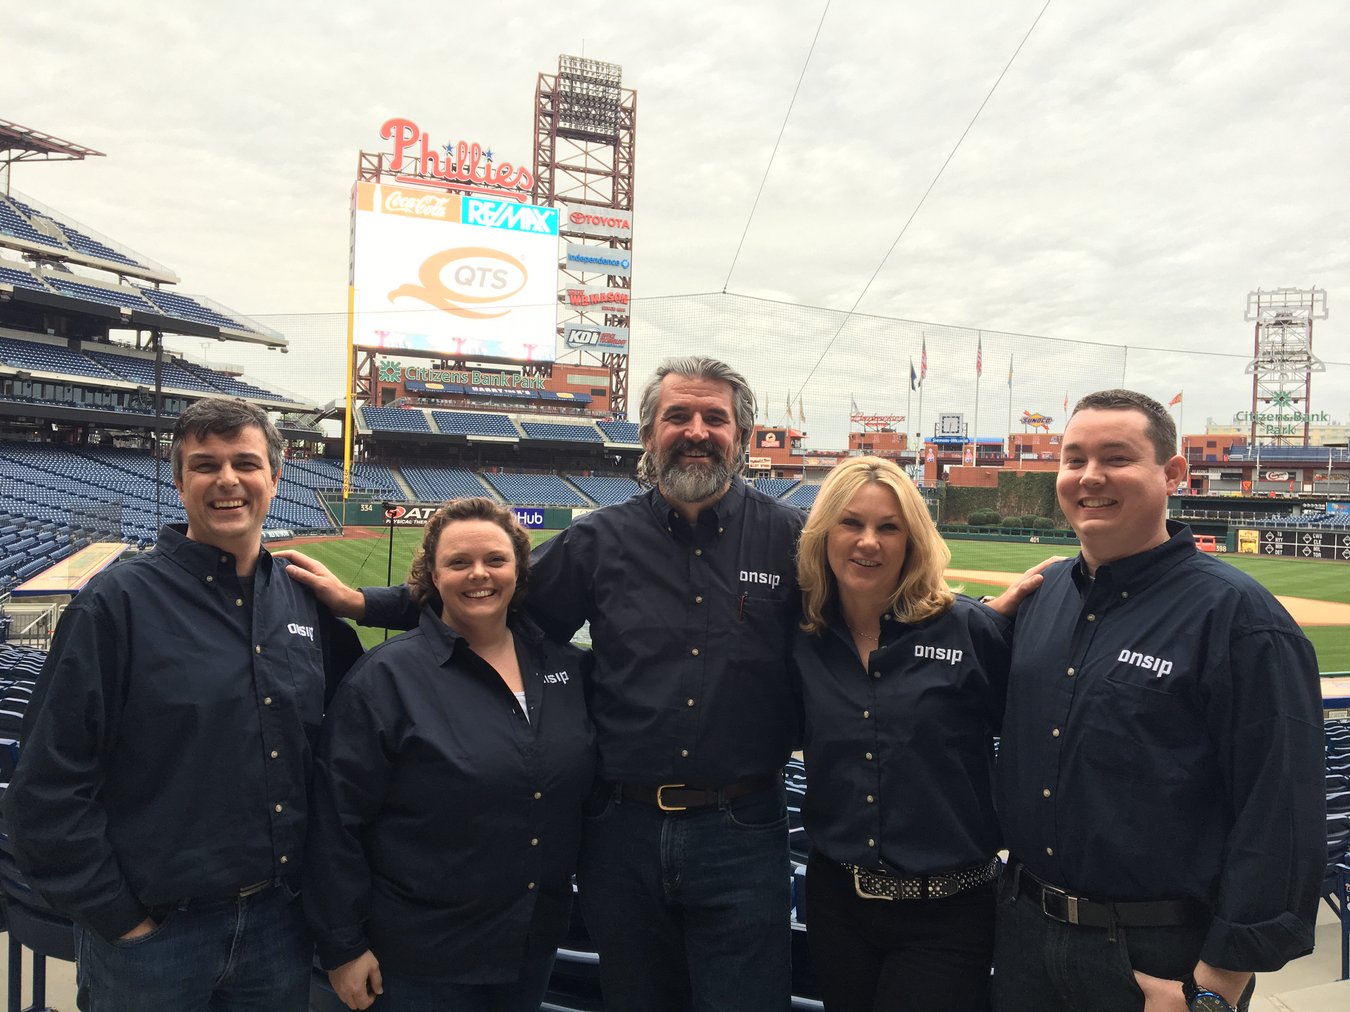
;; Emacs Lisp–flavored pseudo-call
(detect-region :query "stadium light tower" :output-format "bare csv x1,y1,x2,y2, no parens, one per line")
535,55,636,415
1243,287,1327,447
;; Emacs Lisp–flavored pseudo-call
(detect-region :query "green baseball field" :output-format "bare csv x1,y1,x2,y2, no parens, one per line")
286,529,1350,673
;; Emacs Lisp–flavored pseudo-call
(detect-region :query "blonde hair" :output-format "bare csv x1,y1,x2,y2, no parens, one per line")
797,456,953,633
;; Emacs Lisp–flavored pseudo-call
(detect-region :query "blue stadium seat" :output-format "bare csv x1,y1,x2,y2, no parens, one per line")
362,407,432,434
597,420,641,444
481,473,586,507
754,478,800,498
430,411,520,438
570,475,641,506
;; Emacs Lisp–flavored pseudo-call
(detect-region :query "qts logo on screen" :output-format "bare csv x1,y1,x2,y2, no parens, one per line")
390,247,528,320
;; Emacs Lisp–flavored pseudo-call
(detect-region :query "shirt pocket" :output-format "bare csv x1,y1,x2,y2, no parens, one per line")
1085,668,1197,785
285,642,326,733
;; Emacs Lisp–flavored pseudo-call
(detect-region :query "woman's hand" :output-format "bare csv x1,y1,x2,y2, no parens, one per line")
982,556,1064,617
329,949,383,1010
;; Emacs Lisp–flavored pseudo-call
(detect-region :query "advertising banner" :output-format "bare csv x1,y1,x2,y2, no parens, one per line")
561,323,630,356
564,243,632,277
556,201,634,239
351,181,559,359
756,430,786,449
562,285,632,311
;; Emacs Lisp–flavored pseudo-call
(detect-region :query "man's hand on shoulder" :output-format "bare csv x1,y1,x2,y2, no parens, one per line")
982,555,1064,618
274,550,367,620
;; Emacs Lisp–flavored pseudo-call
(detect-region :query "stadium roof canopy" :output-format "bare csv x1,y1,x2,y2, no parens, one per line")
0,117,105,164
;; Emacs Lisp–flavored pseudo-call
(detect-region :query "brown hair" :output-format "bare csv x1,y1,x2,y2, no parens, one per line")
407,498,531,612
1071,389,1176,463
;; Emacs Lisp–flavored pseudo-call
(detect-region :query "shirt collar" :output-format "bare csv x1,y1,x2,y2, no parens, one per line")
155,523,271,581
647,474,747,532
417,604,544,667
1071,519,1195,595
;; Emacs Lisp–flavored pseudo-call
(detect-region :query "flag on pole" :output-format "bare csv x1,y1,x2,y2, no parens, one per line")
920,336,928,385
850,395,860,414
786,391,792,418
909,359,918,391
1169,392,1182,407
1007,354,1014,389
797,395,806,424
1064,391,1069,414
976,336,983,378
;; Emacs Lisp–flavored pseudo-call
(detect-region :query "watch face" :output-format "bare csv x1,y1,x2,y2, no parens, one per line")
1191,994,1231,1012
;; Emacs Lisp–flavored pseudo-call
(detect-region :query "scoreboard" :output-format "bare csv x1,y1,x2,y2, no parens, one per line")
1236,527,1350,563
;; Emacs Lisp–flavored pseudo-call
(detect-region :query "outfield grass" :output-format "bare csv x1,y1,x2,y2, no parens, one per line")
294,529,1350,670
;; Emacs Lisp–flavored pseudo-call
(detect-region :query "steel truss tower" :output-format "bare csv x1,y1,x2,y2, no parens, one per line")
535,55,636,415
1243,287,1328,447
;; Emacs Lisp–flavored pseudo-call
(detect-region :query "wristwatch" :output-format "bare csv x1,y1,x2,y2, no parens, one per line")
1182,976,1235,1012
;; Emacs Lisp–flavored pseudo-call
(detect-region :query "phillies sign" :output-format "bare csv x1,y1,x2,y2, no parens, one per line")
380,117,534,200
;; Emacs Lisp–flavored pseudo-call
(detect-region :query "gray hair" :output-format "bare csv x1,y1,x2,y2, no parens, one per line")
635,356,756,482
171,398,283,481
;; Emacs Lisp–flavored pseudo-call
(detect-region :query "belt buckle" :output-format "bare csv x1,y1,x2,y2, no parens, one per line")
852,867,895,902
1040,882,1079,924
656,784,687,812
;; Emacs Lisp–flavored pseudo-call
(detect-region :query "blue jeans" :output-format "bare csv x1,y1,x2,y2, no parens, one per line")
75,881,310,1012
376,954,556,1011
991,866,1254,1012
576,782,792,1012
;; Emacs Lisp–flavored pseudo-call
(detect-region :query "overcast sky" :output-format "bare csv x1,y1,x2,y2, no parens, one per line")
6,1,1347,449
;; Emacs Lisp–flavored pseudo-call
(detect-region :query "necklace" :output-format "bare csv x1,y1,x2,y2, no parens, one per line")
847,625,879,643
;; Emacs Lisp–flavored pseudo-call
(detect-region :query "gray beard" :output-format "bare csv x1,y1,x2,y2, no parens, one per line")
657,455,734,504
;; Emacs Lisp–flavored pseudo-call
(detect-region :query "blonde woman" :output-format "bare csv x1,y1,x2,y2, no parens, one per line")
795,457,1012,1012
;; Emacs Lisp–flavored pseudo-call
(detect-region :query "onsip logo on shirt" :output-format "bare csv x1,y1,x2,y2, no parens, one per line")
543,671,571,685
287,623,315,642
1117,649,1173,678
740,570,781,589
914,644,964,666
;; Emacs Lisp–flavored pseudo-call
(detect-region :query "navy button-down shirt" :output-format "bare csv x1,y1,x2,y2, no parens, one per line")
365,478,805,787
996,522,1325,971
304,608,595,980
796,596,1011,874
5,525,361,940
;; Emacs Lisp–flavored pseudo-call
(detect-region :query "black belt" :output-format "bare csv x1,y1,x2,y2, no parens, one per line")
150,876,293,921
619,775,779,812
846,856,1001,901
1016,865,1205,928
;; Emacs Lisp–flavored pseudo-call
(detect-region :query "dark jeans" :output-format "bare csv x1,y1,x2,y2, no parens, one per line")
376,954,556,1011
805,852,995,1012
75,881,310,1012
577,782,792,1012
991,867,1254,1012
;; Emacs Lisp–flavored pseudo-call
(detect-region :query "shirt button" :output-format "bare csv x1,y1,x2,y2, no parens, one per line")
694,548,703,557
694,595,703,604
1066,667,1075,676
862,710,870,719
205,575,214,583
866,795,875,804
1042,788,1052,798
220,555,228,563
236,598,244,607
882,614,891,622
1086,614,1096,622
687,698,695,707
531,838,540,847
274,803,283,813
1051,728,1061,738
1121,591,1129,599
680,749,689,758
527,882,536,890
256,645,263,655
279,855,288,864
867,838,876,848
871,670,881,679
263,697,273,705
270,750,279,759
691,647,700,657
1046,847,1054,857
718,527,724,535
865,752,873,761
533,792,542,800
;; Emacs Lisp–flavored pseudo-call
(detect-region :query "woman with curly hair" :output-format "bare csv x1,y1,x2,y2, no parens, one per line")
795,457,1012,1012
304,498,594,1011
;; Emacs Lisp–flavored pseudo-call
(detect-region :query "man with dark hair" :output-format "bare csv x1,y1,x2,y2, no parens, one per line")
7,396,361,1011
992,389,1324,1012
283,355,804,1011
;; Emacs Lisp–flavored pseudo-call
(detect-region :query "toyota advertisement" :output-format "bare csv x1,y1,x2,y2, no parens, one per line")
350,180,559,359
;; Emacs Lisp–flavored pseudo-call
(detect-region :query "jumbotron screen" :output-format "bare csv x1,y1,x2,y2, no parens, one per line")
350,181,559,360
